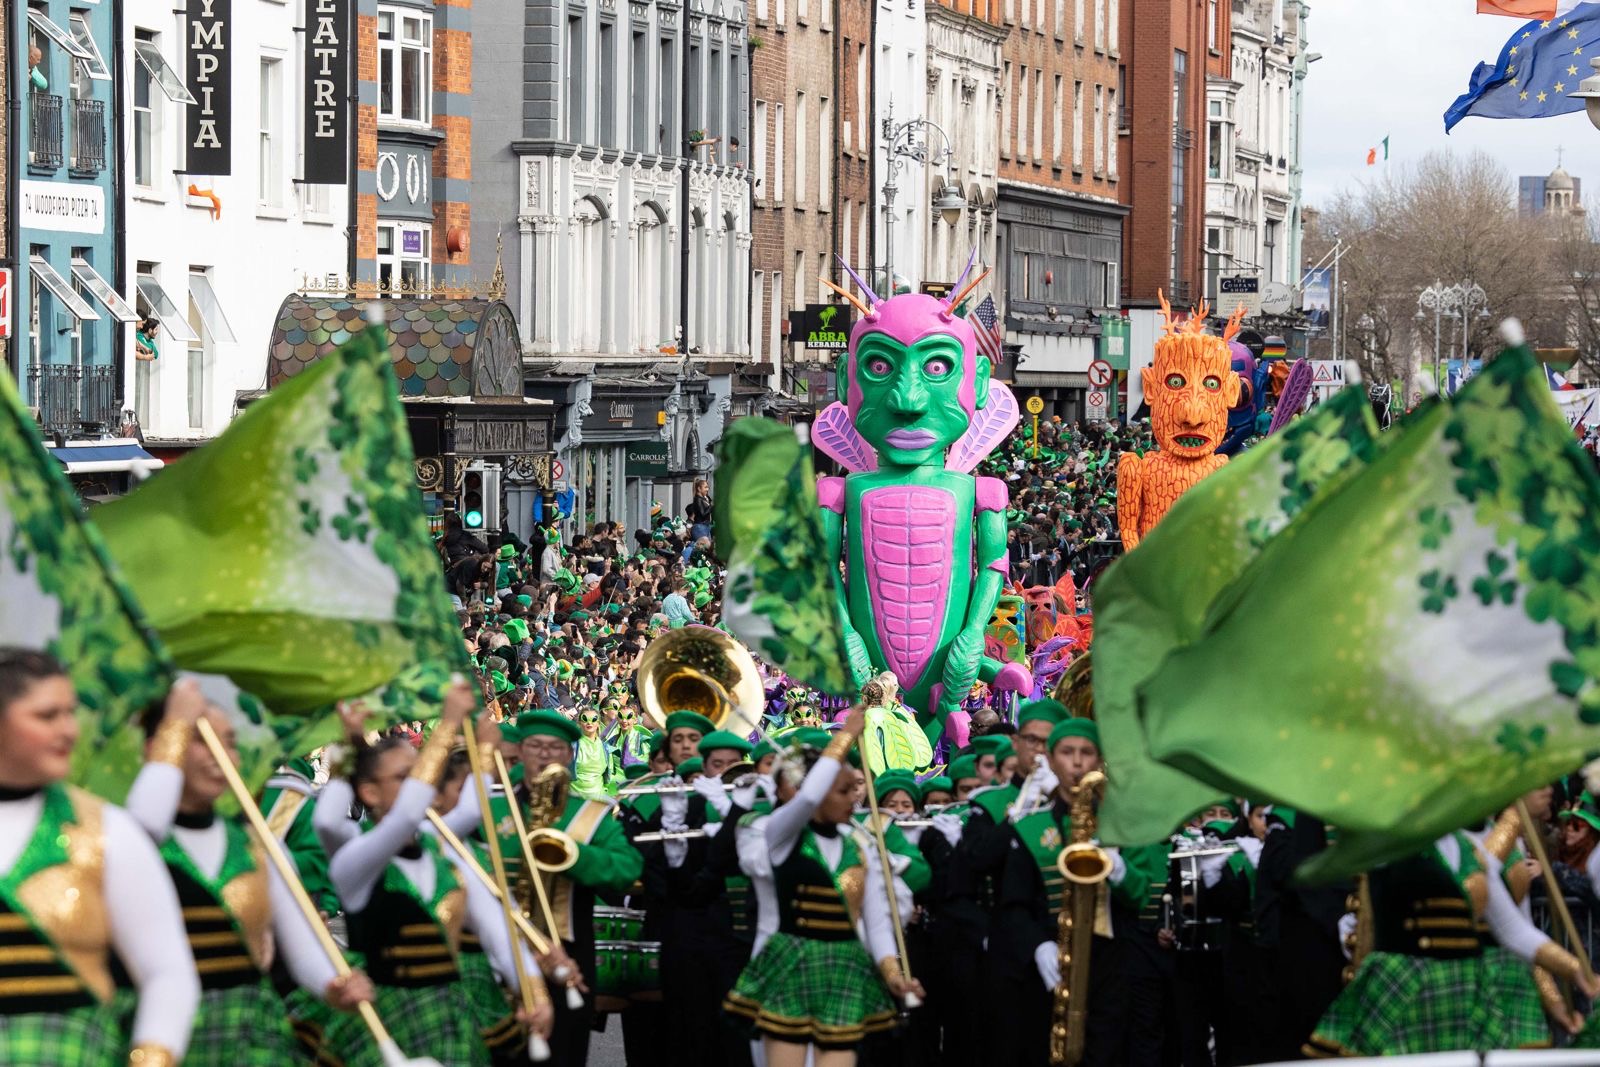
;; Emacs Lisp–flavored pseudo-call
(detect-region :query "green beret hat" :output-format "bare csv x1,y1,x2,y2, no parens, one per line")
647,731,667,757
503,618,530,644
751,740,776,763
665,710,716,737
1018,699,1070,729
1048,717,1101,752
499,719,526,744
569,610,590,623
698,729,754,757
515,594,534,607
624,763,652,781
781,727,833,751
489,670,514,695
498,544,517,560
873,770,920,803
918,776,954,801
968,735,1015,761
675,757,704,777
950,755,981,780
515,710,580,744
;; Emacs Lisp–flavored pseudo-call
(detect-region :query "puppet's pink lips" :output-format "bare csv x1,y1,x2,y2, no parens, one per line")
885,429,939,449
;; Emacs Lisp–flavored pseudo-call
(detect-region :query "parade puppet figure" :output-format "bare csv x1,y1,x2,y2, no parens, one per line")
813,253,1031,747
1218,338,1258,456
1117,296,1245,551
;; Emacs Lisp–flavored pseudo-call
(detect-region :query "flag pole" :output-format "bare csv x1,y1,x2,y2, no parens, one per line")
193,717,419,1067
1517,799,1595,982
852,680,920,1009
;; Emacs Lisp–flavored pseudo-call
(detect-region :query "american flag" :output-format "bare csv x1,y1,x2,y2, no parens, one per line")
971,294,1004,365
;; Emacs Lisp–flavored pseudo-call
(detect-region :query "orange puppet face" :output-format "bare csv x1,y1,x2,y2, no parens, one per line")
1141,309,1242,460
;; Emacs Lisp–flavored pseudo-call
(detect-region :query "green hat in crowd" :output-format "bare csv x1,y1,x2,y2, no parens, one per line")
780,727,833,751
698,730,753,757
1018,699,1070,729
967,735,1015,762
515,594,534,608
873,770,920,805
664,710,716,737
624,763,652,781
949,755,981,781
675,757,704,777
1564,793,1600,833
498,544,518,560
503,618,530,644
515,710,581,745
647,731,668,758
750,740,776,764
1047,717,1101,752
489,670,514,695
918,776,955,802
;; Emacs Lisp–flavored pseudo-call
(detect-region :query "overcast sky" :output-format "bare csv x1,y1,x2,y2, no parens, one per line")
1301,3,1600,209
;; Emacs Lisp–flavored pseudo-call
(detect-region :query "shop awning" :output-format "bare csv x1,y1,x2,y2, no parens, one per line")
29,255,99,322
47,439,165,475
135,273,200,342
71,258,139,323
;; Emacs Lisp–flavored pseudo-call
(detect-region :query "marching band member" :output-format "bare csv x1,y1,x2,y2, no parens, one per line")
0,649,199,1067
320,682,550,1067
723,706,922,1066
123,682,374,1066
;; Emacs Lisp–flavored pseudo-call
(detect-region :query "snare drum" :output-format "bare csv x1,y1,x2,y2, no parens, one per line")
593,905,647,942
624,941,661,995
594,941,630,997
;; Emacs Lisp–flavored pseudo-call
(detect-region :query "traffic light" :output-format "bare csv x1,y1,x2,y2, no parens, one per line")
461,469,485,529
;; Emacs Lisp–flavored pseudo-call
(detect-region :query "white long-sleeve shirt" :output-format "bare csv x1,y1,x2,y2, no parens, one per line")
326,777,539,994
1436,833,1549,964
0,790,199,1057
124,762,338,996
311,773,490,860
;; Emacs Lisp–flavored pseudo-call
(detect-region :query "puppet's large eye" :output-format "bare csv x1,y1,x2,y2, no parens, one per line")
1202,375,1221,391
864,356,893,378
1166,373,1186,389
924,357,953,379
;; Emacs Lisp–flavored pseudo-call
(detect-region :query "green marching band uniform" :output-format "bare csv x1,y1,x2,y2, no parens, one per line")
724,728,900,1049
1305,829,1588,1057
0,779,199,1067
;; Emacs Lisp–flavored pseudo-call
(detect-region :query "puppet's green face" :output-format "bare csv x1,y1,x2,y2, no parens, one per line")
845,333,986,466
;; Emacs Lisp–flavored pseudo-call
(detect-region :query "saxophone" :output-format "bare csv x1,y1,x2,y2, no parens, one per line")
1050,769,1109,1067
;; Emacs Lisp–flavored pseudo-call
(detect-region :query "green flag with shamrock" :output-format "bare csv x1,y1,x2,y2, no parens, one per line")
0,372,174,798
1095,386,1380,845
96,321,470,787
1138,346,1600,880
714,417,853,695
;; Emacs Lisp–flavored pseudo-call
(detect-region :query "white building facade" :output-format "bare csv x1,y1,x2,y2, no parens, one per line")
922,4,1004,289
874,0,927,292
1203,0,1300,313
121,0,350,443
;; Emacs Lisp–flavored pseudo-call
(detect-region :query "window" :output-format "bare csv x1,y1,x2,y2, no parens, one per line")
187,289,206,430
67,14,111,81
133,31,155,186
1073,0,1084,40
1017,67,1028,159
752,271,766,361
753,101,768,197
708,46,723,145
1052,75,1063,162
855,44,867,151
687,41,701,137
794,92,807,204
772,103,785,201
1264,220,1279,282
567,16,586,141
769,272,782,363
756,0,768,21
29,254,99,323
1208,121,1222,179
793,252,805,308
1001,62,1012,156
599,23,616,146
1208,0,1218,49
1093,84,1104,174
1108,0,1118,51
28,249,42,375
818,97,832,206
28,10,96,67
1107,88,1118,176
658,38,675,152
798,0,808,25
1072,80,1083,169
136,272,200,341
631,31,649,151
1034,69,1044,159
378,8,432,125
133,36,195,102
71,257,139,322
188,269,236,343
377,221,432,292
1096,0,1106,49
1054,0,1063,35
259,57,284,207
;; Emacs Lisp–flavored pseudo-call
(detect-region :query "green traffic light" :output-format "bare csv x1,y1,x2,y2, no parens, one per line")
465,509,484,528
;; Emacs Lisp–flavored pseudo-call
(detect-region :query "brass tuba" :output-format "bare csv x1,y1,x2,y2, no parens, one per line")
636,625,766,735
1050,769,1109,1067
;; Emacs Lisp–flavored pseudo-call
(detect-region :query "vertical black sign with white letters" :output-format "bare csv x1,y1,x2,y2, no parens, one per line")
304,0,350,183
185,0,231,174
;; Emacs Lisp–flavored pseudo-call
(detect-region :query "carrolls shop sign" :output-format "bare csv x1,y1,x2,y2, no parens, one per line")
185,0,231,174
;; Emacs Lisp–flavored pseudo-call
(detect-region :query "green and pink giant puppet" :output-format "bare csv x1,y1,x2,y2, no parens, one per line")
814,255,1032,748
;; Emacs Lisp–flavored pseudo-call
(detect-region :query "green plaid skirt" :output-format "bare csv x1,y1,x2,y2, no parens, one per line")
186,980,301,1066
283,986,341,1066
723,932,896,1050
1306,948,1549,1057
0,1002,123,1067
457,948,519,1051
323,981,489,1067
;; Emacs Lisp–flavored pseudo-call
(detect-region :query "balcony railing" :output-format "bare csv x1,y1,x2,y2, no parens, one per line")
71,98,106,173
29,93,64,170
28,363,119,437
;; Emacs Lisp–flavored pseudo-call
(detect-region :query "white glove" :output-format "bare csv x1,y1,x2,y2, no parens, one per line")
1105,845,1126,886
1199,850,1230,889
1033,941,1061,991
1338,912,1357,960
693,774,732,816
931,813,963,848
659,780,688,830
1237,837,1263,867
730,779,760,811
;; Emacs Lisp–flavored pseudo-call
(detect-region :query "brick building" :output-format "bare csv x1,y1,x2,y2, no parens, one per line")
995,0,1125,419
1118,0,1219,413
354,0,474,290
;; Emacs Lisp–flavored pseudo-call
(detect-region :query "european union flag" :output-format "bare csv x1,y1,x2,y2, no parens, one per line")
1445,3,1600,131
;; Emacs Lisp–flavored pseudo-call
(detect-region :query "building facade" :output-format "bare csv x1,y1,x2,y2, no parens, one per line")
14,0,122,438
995,0,1125,419
121,0,352,446
473,0,752,534
923,0,1004,291
1202,0,1300,317
874,0,927,293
